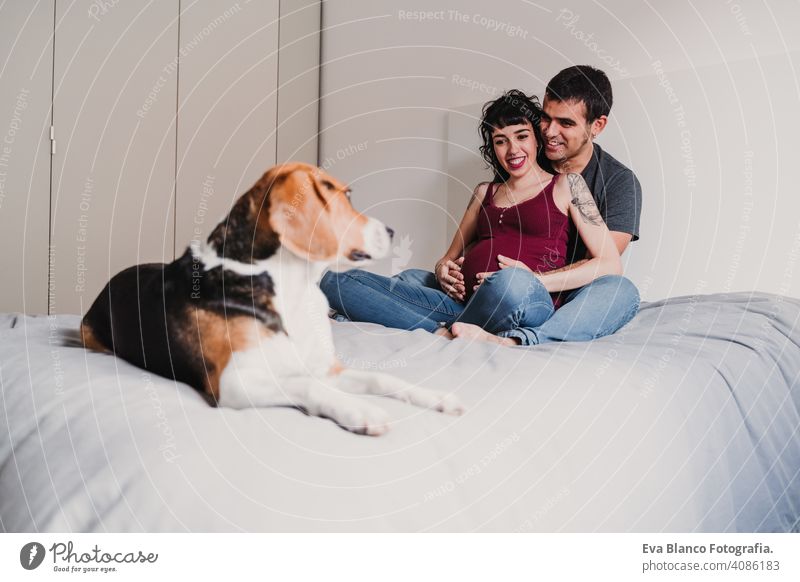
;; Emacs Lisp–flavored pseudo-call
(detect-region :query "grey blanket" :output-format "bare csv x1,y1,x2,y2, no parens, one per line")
0,292,798,531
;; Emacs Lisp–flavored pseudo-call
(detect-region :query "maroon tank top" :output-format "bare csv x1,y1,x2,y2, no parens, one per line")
461,175,570,303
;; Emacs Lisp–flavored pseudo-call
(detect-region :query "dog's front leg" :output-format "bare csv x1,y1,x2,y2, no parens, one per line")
219,347,391,435
287,376,393,435
336,368,464,416
226,374,391,436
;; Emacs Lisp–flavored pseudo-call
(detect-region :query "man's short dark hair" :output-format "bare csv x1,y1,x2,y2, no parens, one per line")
545,65,612,123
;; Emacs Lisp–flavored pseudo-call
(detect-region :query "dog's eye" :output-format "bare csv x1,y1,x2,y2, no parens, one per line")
322,180,335,190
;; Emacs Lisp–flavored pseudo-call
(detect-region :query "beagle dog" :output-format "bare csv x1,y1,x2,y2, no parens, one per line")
80,163,462,435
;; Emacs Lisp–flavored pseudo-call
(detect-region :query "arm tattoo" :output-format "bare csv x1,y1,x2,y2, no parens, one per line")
567,173,603,226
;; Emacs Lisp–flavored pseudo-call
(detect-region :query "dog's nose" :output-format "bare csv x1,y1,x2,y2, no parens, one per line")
348,250,372,262
385,226,395,240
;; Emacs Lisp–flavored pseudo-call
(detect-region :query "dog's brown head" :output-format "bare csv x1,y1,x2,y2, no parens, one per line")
207,162,393,264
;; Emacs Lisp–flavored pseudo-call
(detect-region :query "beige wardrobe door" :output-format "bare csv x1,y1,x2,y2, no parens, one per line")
175,1,281,251
276,0,321,166
175,0,320,250
0,1,54,314
50,1,178,315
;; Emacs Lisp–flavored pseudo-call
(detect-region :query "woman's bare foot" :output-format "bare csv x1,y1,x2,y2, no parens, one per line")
434,327,454,340
450,322,519,346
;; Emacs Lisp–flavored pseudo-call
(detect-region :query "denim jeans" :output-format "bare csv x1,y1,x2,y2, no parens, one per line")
320,267,640,346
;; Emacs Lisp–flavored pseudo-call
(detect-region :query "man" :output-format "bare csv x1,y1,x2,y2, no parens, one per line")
516,64,642,342
540,65,641,268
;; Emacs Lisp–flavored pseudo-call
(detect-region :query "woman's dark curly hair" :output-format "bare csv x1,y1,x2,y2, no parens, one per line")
479,89,544,182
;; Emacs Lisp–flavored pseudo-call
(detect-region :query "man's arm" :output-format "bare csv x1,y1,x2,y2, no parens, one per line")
609,231,633,255
535,173,621,292
544,157,640,275
537,230,632,275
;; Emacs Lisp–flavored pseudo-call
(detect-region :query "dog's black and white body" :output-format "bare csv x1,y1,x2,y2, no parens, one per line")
81,163,462,435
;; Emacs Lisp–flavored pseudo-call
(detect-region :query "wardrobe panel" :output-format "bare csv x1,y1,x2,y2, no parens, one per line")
276,0,320,165
175,1,280,251
0,1,54,314
50,1,178,314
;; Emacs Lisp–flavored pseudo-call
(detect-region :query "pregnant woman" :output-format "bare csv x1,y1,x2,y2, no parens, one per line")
321,90,637,346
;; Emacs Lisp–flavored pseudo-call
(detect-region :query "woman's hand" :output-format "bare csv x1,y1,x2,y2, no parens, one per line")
436,257,466,301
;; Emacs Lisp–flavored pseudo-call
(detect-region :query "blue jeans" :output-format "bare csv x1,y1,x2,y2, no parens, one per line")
320,268,640,346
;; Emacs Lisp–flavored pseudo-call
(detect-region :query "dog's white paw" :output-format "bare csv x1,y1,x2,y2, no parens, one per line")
405,386,465,416
302,378,391,436
331,401,391,436
434,392,465,416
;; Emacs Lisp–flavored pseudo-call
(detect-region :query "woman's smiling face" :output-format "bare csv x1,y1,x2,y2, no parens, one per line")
492,121,537,179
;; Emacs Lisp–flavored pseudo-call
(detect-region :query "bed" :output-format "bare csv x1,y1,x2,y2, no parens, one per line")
1,291,798,532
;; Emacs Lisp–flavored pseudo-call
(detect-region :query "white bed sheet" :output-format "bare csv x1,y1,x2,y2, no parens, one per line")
1,292,798,532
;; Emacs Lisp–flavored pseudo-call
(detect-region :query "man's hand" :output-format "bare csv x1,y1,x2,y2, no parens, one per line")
435,257,465,301
473,271,490,292
496,254,532,272
473,255,534,292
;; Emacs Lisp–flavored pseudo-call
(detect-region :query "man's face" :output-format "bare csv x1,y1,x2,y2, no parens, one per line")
540,97,596,164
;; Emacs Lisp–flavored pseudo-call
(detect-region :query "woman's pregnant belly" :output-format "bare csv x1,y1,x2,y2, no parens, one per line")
460,240,497,298
461,238,563,300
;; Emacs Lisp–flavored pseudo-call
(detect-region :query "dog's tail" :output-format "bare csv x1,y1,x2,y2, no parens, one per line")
80,320,111,353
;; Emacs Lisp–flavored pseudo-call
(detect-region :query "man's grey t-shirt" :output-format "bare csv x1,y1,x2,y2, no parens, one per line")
541,143,642,263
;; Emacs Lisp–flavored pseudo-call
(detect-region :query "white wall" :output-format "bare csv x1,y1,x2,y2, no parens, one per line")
319,0,800,300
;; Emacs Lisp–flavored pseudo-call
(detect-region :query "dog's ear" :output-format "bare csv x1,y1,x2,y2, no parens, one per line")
206,166,285,262
267,167,339,261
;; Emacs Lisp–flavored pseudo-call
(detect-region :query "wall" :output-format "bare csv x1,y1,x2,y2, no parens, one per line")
319,0,800,300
